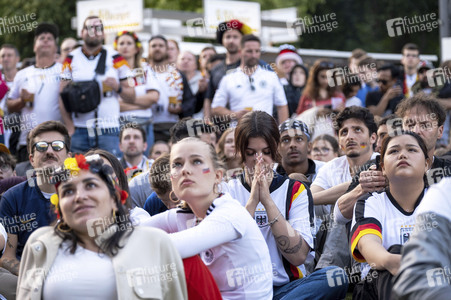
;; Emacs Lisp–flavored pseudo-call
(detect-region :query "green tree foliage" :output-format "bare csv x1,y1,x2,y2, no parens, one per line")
0,0,76,60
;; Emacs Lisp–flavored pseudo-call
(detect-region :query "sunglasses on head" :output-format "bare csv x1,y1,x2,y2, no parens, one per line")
33,141,66,152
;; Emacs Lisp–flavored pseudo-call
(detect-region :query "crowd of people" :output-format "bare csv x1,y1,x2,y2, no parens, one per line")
0,15,450,300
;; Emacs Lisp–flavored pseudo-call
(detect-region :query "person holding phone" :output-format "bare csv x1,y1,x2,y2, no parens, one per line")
366,64,404,117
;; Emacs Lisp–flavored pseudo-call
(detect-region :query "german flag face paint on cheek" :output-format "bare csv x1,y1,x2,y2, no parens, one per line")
360,143,367,149
202,168,210,174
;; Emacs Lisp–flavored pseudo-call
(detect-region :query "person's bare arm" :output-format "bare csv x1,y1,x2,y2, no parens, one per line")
357,234,401,276
131,90,159,107
276,105,289,124
310,182,351,205
0,233,20,275
6,90,28,113
338,168,386,219
58,80,74,135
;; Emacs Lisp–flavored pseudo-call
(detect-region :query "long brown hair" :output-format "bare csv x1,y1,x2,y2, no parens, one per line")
302,59,338,100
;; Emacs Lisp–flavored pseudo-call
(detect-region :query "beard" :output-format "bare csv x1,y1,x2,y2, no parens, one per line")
84,38,103,48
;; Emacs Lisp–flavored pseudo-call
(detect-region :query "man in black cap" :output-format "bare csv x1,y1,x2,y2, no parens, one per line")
6,22,63,163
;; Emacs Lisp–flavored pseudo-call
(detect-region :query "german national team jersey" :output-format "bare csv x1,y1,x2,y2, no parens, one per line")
224,173,314,286
62,47,130,128
351,188,426,276
8,63,62,146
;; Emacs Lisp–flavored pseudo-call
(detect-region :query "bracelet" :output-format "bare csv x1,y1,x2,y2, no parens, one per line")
116,86,122,94
268,212,282,227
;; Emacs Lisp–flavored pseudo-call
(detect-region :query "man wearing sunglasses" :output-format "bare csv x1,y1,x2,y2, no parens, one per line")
0,121,70,296
366,64,404,117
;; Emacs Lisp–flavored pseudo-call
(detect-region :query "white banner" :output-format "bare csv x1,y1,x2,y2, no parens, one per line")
203,0,261,35
76,0,143,36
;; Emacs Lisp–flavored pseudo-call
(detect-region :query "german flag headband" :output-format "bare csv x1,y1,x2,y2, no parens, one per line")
114,31,142,50
50,154,128,217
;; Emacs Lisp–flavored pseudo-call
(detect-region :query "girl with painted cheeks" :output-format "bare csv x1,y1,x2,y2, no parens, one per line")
142,137,273,300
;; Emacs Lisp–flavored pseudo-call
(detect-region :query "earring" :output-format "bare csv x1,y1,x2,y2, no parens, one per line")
168,191,179,203
56,220,72,233
112,210,117,221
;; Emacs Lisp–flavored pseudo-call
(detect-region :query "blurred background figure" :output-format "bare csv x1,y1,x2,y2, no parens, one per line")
275,44,303,86
58,37,78,64
149,140,170,160
216,127,240,174
167,39,180,65
311,134,340,162
343,74,363,107
283,64,309,117
296,59,345,115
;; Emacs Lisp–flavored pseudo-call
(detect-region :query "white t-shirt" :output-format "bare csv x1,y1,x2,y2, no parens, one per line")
42,242,118,300
8,63,63,146
62,47,131,128
416,177,451,221
0,223,7,254
149,64,183,124
350,188,426,277
120,64,159,119
142,192,273,300
224,175,314,286
346,96,363,107
312,153,379,190
1,75,15,149
211,66,288,116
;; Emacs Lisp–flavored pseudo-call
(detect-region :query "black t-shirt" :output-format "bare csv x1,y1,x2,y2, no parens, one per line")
365,91,403,115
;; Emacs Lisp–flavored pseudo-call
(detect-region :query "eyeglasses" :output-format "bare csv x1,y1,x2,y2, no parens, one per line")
0,164,12,171
376,79,388,85
312,147,331,154
33,141,66,152
84,25,104,35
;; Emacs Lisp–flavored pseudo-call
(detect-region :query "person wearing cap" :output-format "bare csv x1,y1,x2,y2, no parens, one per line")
204,19,272,119
276,44,303,86
6,23,63,163
211,35,289,124
277,119,328,273
60,16,135,156
411,60,441,96
0,121,71,298
146,35,196,143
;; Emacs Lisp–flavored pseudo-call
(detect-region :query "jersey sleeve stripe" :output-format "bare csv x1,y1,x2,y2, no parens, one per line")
350,223,382,262
113,55,129,69
62,55,73,72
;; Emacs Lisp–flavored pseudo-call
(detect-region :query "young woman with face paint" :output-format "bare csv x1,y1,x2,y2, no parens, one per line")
142,137,273,300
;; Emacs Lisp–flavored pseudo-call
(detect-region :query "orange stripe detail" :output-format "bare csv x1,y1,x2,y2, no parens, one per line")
351,229,382,262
